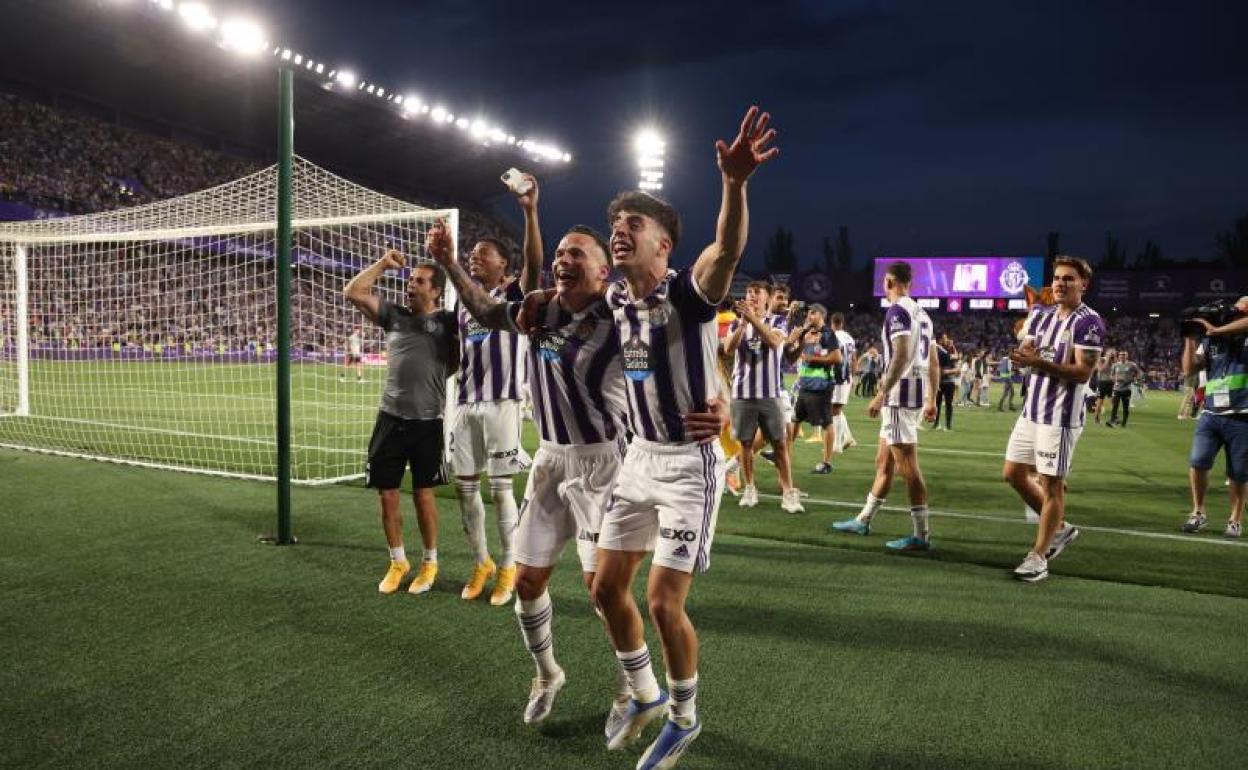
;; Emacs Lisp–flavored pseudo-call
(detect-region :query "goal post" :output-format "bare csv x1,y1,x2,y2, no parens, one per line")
0,159,458,486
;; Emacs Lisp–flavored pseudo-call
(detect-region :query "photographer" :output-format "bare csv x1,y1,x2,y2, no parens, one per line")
786,304,842,473
1180,297,1248,538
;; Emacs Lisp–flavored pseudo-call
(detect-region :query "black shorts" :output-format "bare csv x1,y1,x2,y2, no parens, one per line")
1097,381,1113,398
365,412,447,490
794,389,833,428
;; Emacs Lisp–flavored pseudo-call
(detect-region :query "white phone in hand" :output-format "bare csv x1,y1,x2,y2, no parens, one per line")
501,167,533,195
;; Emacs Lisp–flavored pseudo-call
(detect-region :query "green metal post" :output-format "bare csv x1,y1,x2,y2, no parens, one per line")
275,68,295,544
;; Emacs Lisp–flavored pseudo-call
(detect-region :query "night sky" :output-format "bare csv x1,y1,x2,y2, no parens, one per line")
262,0,1247,271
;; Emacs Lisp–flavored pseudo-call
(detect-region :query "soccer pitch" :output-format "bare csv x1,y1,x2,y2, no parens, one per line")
2,388,1245,769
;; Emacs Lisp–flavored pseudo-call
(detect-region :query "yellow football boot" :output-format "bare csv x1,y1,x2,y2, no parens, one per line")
490,565,517,607
461,557,497,600
408,561,439,595
378,560,410,594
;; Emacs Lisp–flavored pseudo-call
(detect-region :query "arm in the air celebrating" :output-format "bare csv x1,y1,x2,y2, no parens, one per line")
344,250,404,326
516,174,542,293
425,220,513,331
691,106,779,304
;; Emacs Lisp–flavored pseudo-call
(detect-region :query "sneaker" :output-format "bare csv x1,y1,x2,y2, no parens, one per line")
724,469,742,497
781,488,805,513
760,449,777,464
885,535,931,552
606,692,669,751
407,561,438,594
490,565,518,606
523,667,566,724
1045,523,1080,560
605,696,631,739
844,438,857,449
1180,512,1207,533
637,718,703,770
1013,551,1048,582
378,559,410,594
461,557,497,600
812,462,832,474
739,484,759,508
831,518,870,535
1225,520,1242,538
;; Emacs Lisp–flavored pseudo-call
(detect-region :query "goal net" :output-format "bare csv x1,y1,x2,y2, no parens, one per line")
0,157,456,484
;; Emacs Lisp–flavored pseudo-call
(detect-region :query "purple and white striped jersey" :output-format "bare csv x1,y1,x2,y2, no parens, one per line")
833,330,856,385
606,268,720,443
881,296,933,409
1021,303,1106,428
504,296,628,446
728,314,786,399
456,280,526,405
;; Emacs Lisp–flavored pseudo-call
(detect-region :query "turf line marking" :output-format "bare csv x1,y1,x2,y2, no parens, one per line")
19,415,360,455
758,493,1248,548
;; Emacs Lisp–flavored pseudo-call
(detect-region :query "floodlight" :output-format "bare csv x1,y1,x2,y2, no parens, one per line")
293,54,303,65
431,106,447,122
280,48,292,61
178,2,217,33
562,153,572,163
455,117,469,130
366,84,375,94
376,87,385,97
335,70,357,88
634,129,665,156
315,63,324,74
220,18,267,56
471,120,488,138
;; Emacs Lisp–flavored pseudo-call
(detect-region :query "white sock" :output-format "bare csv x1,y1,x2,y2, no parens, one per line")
616,646,661,703
839,414,855,444
857,493,885,523
490,476,518,568
422,548,437,563
613,659,631,700
668,674,699,726
388,546,407,564
911,505,930,539
456,479,490,563
1024,504,1040,523
515,591,559,679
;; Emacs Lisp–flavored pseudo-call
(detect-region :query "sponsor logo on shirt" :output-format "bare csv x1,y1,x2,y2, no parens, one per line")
622,335,654,382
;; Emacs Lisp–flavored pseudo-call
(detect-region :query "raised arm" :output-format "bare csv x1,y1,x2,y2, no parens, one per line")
344,249,404,326
692,106,779,304
425,219,514,331
516,173,542,293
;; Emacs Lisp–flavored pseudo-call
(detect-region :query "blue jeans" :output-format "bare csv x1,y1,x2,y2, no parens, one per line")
1189,412,1248,482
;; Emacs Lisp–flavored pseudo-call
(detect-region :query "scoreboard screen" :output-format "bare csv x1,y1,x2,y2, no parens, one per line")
872,257,1044,299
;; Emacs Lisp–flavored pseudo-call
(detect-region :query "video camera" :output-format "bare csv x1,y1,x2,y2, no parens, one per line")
1180,299,1243,339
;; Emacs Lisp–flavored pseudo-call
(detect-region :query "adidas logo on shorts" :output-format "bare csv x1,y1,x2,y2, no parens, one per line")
672,544,690,559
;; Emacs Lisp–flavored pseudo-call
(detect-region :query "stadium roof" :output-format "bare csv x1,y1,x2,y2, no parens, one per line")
0,0,569,206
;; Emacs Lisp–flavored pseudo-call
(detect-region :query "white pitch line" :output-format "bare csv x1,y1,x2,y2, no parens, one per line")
20,414,361,455
757,493,1248,548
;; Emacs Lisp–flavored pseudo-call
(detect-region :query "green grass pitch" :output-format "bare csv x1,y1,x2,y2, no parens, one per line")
1,374,1245,769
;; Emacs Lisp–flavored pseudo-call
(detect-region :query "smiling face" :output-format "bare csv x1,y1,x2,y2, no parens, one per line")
406,265,442,313
769,287,790,315
610,209,672,277
468,240,509,286
552,232,610,297
744,283,772,313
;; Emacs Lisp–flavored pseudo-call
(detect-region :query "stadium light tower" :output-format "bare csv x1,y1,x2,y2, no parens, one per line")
635,129,666,192
177,2,217,33
219,18,267,56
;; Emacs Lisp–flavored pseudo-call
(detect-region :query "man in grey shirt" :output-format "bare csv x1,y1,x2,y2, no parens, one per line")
1107,350,1143,428
345,224,459,596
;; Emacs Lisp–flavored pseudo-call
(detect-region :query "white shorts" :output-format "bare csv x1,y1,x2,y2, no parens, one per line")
831,382,852,406
1005,416,1083,478
780,391,795,423
599,439,725,574
879,406,921,446
515,439,625,573
450,400,524,477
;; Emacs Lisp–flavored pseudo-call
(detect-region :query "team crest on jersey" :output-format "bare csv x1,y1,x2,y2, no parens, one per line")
999,261,1030,296
574,317,597,340
622,334,654,381
536,331,568,362
746,336,764,356
1061,329,1073,344
647,305,670,327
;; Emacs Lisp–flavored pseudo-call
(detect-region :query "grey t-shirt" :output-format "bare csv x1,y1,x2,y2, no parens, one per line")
375,301,458,420
1110,361,1141,391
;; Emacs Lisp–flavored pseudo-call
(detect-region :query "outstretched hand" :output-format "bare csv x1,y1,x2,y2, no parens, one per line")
425,219,455,266
715,105,779,184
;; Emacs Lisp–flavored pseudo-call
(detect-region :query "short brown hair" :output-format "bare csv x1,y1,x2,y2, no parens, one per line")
1053,255,1093,281
746,279,772,294
830,312,845,327
607,191,681,251
886,261,913,286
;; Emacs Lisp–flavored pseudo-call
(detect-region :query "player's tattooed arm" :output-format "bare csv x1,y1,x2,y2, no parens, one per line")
693,106,779,304
425,221,513,331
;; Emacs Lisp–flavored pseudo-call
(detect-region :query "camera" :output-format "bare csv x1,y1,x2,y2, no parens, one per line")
500,168,533,196
1180,299,1241,339
788,300,807,326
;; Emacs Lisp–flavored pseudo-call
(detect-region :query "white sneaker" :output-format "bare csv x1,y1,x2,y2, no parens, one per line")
1045,523,1080,560
1225,520,1242,538
740,484,759,508
1013,551,1048,582
604,695,631,738
523,667,566,724
1181,512,1207,533
781,488,805,513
